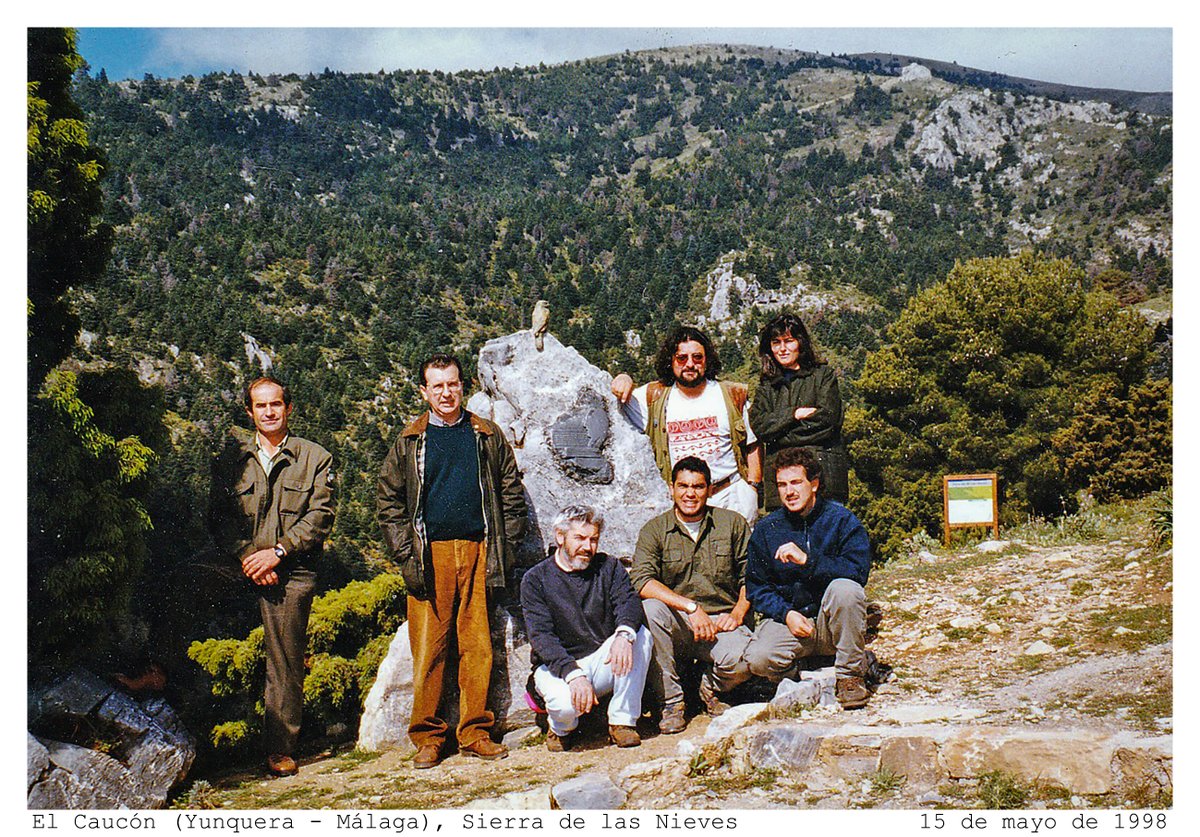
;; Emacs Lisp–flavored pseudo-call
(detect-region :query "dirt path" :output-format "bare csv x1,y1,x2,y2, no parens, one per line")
192,508,1172,810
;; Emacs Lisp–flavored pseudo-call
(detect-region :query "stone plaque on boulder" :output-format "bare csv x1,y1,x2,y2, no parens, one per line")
549,390,613,483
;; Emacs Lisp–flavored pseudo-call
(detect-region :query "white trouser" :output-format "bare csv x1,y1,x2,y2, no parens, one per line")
533,628,653,735
709,474,758,525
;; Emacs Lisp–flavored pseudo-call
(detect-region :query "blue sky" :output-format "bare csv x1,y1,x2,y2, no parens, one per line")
74,27,1172,93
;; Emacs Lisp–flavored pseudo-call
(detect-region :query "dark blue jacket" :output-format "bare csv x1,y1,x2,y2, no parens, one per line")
746,498,871,623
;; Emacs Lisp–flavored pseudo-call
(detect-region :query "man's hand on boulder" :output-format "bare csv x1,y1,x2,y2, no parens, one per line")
610,373,635,403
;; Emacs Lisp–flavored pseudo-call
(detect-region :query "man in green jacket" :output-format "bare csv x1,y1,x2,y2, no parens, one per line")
209,376,336,777
630,456,755,734
377,354,528,769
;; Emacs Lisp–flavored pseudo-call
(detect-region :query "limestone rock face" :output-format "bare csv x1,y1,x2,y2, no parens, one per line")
703,702,767,740
27,734,49,792
694,253,830,339
735,724,824,770
617,757,690,805
940,728,1116,794
357,606,534,752
879,736,944,789
27,670,195,809
470,331,670,559
771,678,822,709
900,62,932,82
464,786,553,809
913,89,1128,175
551,773,627,809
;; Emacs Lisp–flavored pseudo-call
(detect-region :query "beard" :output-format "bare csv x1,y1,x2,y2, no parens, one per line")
558,548,594,572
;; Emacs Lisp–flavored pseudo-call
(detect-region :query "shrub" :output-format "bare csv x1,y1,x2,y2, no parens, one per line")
188,573,405,751
1053,378,1171,501
306,575,405,656
28,369,160,667
848,253,1166,559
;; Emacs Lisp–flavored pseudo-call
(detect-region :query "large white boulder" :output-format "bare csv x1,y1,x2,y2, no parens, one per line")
470,330,670,561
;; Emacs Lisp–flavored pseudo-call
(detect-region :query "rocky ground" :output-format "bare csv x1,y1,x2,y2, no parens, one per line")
179,497,1172,811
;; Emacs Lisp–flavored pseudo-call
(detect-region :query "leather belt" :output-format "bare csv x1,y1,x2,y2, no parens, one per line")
709,473,735,493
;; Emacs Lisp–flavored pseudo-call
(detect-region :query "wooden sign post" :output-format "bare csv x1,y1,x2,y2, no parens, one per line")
942,473,999,546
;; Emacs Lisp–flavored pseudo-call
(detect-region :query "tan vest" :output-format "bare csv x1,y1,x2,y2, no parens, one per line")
645,380,749,483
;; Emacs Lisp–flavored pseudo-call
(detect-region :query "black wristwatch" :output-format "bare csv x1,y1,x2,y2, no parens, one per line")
273,544,286,560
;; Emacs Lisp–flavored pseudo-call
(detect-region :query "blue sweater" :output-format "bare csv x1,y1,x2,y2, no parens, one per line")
746,498,871,623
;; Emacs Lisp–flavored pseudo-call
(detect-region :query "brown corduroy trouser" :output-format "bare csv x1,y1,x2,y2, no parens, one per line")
407,539,495,749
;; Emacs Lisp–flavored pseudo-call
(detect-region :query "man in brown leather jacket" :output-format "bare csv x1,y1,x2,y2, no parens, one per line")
377,353,527,769
209,376,336,777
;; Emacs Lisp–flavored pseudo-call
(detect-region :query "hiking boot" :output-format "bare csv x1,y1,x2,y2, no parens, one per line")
546,731,571,752
697,676,730,717
608,725,641,748
835,675,871,710
865,601,884,644
413,744,442,769
266,753,298,776
659,701,687,734
460,738,509,761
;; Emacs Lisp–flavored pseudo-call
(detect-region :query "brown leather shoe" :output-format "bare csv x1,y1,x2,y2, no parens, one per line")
698,676,730,717
413,744,441,769
659,701,687,734
266,754,298,776
546,731,570,752
835,675,871,710
460,738,509,761
608,725,641,748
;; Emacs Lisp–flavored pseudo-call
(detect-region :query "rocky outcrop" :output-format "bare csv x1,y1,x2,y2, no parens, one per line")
468,330,669,560
914,89,1129,172
899,63,932,83
694,253,833,338
28,669,195,809
551,773,628,809
722,721,1167,800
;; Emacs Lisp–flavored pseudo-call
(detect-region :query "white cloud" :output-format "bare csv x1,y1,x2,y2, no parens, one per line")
130,27,1169,92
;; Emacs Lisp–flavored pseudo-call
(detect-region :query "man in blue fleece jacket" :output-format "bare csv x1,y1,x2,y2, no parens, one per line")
521,505,653,750
745,446,873,708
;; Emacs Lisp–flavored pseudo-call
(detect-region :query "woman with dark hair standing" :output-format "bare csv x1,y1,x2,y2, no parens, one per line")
750,312,850,509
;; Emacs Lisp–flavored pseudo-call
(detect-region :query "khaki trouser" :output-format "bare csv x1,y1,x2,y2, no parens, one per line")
149,554,316,757
745,578,867,680
407,539,494,749
643,599,754,706
260,566,317,756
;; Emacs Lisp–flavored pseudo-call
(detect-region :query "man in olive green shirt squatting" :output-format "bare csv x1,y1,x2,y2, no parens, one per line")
630,456,755,734
209,376,336,777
